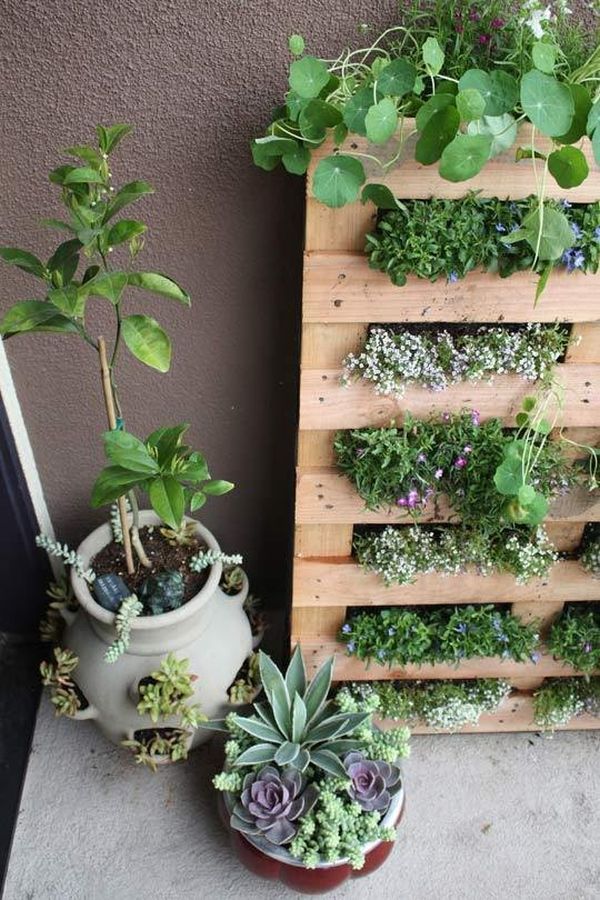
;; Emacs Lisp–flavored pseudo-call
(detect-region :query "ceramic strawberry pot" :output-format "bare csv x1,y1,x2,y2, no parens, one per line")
64,511,253,748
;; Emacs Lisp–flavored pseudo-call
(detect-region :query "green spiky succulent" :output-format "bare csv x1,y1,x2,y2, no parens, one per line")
228,647,370,778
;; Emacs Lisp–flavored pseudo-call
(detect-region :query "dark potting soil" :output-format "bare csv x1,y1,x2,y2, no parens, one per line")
92,526,209,609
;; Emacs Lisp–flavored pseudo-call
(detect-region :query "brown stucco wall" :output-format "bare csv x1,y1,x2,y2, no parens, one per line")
0,1,594,630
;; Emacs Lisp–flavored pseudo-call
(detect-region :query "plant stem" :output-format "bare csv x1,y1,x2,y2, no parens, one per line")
128,489,151,568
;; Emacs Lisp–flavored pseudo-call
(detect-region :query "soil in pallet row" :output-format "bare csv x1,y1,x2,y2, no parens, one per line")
92,526,209,606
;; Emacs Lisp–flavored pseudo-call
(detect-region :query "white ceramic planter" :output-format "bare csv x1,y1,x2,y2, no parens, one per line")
65,511,253,748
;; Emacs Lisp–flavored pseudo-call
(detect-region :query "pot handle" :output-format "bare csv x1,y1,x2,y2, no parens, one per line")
59,607,78,627
71,703,99,721
215,570,249,608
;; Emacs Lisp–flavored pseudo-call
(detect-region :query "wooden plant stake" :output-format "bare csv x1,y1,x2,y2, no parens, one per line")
98,336,135,575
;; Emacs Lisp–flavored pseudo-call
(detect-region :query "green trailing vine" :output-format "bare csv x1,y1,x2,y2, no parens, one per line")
252,5,600,296
336,679,511,730
104,595,143,662
339,604,541,666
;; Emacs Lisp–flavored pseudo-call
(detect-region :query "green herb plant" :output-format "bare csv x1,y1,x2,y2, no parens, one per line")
533,676,600,728
548,604,600,673
339,604,540,666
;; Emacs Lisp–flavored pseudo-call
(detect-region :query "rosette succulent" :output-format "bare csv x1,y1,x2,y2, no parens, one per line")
227,647,370,778
344,751,401,814
231,765,318,845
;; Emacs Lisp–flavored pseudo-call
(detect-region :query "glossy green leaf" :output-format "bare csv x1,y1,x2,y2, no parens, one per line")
0,300,77,337
494,455,524,496
456,89,486,122
146,423,189,465
304,655,333,723
231,714,281,742
231,743,277,767
149,475,185,529
190,491,206,511
377,58,416,97
285,645,307,699
282,143,311,175
459,69,517,117
0,247,47,278
361,184,399,209
96,124,133,155
82,272,128,304
102,430,159,474
91,466,147,507
121,314,172,372
291,694,308,743
202,479,234,496
310,748,348,778
333,122,348,147
467,113,518,157
251,136,297,170
40,218,75,233
106,219,147,248
181,451,210,482
258,651,291,737
47,285,85,318
64,145,103,167
312,155,365,208
532,41,556,73
47,239,82,275
593,128,600,167
502,206,574,261
63,167,105,185
415,93,454,132
289,56,330,99
422,36,444,75
587,100,600,137
548,146,589,188
518,484,536,505
104,181,155,221
520,70,574,137
343,87,379,136
288,34,305,56
439,133,492,182
556,84,592,145
49,164,76,185
127,272,190,305
365,98,398,144
415,106,460,164
274,742,301,766
298,99,342,141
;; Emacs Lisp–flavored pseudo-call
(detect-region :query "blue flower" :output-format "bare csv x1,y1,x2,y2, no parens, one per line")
448,272,459,283
594,226,600,242
571,221,583,241
530,652,541,664
346,641,356,654
495,222,507,233
342,623,352,634
561,199,572,209
562,249,586,272
377,648,386,660
455,623,468,634
387,627,396,636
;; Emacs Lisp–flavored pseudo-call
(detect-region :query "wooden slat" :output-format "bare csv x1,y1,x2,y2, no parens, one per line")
299,364,600,429
303,253,600,323
544,523,586,553
565,324,600,363
293,558,598,607
291,607,346,642
294,524,353,558
308,123,600,205
301,323,368,368
510,601,565,636
377,694,600,734
296,643,592,680
295,468,600,525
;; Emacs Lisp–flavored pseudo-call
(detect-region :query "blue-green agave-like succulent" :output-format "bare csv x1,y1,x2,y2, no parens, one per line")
230,646,370,778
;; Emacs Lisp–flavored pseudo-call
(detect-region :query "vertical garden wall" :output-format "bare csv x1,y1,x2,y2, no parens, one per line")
291,124,600,732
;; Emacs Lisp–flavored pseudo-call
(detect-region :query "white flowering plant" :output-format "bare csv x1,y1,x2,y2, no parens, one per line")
533,675,600,728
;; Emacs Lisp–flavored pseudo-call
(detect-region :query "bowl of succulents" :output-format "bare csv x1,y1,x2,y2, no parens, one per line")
212,646,410,894
0,124,256,766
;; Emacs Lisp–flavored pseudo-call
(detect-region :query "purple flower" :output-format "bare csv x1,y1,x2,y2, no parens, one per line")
232,766,318,846
491,17,504,28
454,457,467,469
562,249,585,272
397,496,408,507
463,445,472,454
584,642,592,653
471,410,481,427
594,226,600,241
342,623,352,634
561,199,572,209
495,222,507,233
478,33,491,45
407,489,420,509
448,272,459,283
347,641,356,654
355,448,367,458
469,8,481,21
344,751,402,813
424,487,434,502
571,221,583,240
442,412,451,422
434,468,444,480
531,652,541,664
416,452,427,463
455,23,464,33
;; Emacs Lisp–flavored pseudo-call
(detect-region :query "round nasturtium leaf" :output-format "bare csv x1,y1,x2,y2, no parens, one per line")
548,146,589,189
361,183,399,209
532,40,556,73
415,106,460,165
377,58,416,97
587,100,600,137
456,88,486,122
422,36,444,75
438,133,493,182
298,99,342,141
458,69,517,117
467,113,518,157
521,206,574,260
415,93,455,132
282,143,311,175
520,70,574,137
251,136,297,171
312,155,366,207
593,127,600,167
556,84,592,145
289,56,330,99
288,34,305,56
343,87,379,136
365,98,398,144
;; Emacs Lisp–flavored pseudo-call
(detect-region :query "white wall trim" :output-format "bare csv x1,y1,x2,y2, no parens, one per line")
0,340,55,543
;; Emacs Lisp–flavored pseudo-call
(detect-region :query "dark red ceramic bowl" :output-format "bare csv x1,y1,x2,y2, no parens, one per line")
220,783,405,895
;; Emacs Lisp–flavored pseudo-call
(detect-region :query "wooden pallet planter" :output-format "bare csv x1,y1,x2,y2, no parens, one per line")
292,126,600,732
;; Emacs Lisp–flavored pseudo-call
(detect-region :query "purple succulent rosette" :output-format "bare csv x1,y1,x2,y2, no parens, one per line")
344,751,401,814
231,765,318,846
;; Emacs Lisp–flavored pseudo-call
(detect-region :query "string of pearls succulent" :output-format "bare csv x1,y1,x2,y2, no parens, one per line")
36,534,96,583
342,324,567,398
354,524,558,586
109,497,131,544
104,595,143,663
189,549,243,572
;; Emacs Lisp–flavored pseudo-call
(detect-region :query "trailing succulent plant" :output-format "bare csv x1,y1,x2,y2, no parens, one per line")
189,548,243,573
225,647,371,778
40,647,82,718
36,534,95,583
104,595,143,663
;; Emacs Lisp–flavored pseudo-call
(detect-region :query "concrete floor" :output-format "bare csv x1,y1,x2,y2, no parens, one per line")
4,702,600,900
